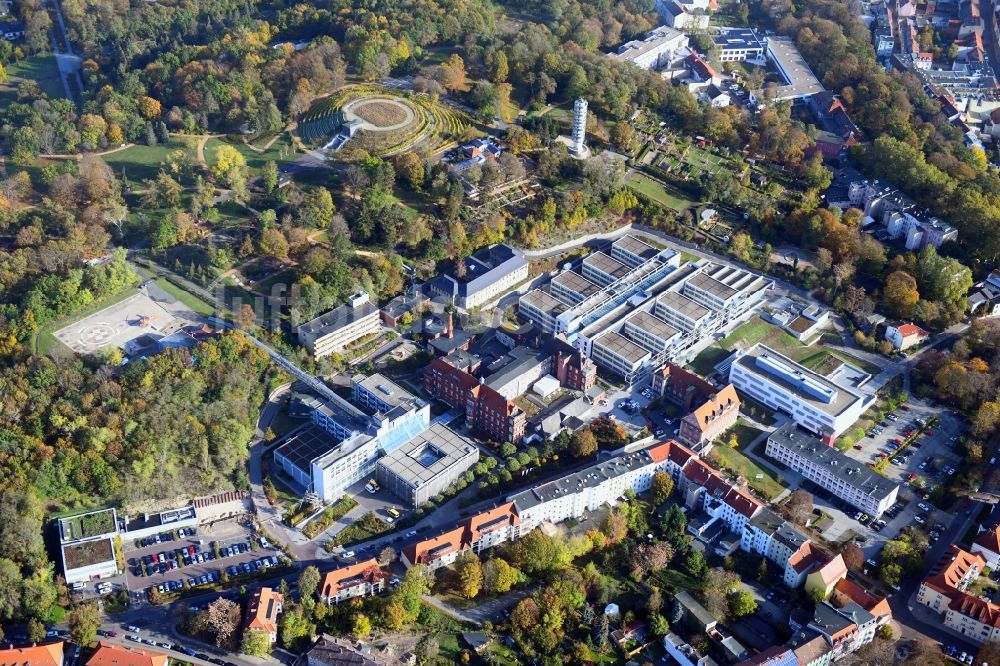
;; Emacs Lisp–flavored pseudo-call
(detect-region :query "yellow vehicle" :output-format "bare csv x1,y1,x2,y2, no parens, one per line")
386,507,401,519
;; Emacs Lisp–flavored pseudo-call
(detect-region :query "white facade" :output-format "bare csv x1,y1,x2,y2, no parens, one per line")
510,449,669,533
729,345,871,439
609,25,689,70
571,98,588,154
297,292,381,360
766,425,899,517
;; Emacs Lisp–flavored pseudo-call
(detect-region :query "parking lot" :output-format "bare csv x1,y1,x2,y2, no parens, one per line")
123,518,285,604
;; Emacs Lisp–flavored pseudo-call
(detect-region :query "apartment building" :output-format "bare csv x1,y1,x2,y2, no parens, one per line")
729,345,872,440
297,291,381,360
244,587,284,645
766,425,899,516
914,543,1000,644
678,384,740,448
400,502,522,571
972,526,1000,568
319,559,385,604
510,447,671,533
740,507,815,588
86,643,167,666
0,642,64,666
375,423,479,507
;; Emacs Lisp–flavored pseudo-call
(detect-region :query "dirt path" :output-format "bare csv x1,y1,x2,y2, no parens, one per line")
242,131,288,154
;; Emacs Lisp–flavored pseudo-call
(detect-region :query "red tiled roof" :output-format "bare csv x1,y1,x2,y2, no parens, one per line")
950,593,1000,628
975,525,1000,554
833,578,892,621
790,541,817,573
461,502,519,541
688,385,740,434
244,587,283,635
402,525,467,566
86,642,168,666
723,486,761,518
0,642,64,666
320,559,384,598
893,322,929,339
925,545,985,591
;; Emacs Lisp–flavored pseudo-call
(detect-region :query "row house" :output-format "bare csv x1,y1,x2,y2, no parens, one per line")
401,503,521,570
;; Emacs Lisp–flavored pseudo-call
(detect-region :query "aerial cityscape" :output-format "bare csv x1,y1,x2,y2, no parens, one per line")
4,0,1000,663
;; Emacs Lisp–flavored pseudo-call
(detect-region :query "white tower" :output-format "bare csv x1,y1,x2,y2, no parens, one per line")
571,97,588,155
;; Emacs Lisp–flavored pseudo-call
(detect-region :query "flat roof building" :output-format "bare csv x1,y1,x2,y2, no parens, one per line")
764,37,825,100
655,291,712,332
766,424,899,516
551,270,602,306
608,25,690,70
297,292,381,360
376,423,480,507
623,310,681,355
582,252,632,286
715,28,765,62
729,344,872,439
611,234,662,267
518,289,569,335
591,330,651,379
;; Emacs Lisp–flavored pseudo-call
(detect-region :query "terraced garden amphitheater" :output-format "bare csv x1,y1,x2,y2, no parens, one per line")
297,85,474,157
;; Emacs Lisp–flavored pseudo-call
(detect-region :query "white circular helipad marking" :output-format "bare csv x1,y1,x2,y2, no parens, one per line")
78,323,118,348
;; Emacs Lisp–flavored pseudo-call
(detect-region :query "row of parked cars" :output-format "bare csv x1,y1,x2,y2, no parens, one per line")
225,556,279,577
136,527,197,548
122,632,237,666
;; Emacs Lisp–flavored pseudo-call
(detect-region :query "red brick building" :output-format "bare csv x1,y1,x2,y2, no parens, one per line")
424,358,526,443
548,336,597,392
651,363,716,412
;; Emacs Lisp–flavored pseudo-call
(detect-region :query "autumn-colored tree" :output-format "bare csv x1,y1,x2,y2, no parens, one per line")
610,122,634,151
137,96,162,120
487,50,508,83
68,602,101,645
483,558,519,594
841,542,864,572
393,152,425,190
785,490,813,525
211,144,247,183
569,428,598,458
601,508,629,545
883,271,920,318
259,228,289,259
651,471,675,505
437,54,466,91
510,597,541,633
456,553,483,599
352,614,371,638
205,597,240,646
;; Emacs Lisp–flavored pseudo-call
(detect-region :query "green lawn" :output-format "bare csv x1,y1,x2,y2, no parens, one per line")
625,171,694,211
710,422,786,500
252,268,297,293
0,55,64,108
103,139,199,183
204,134,299,173
152,277,217,317
34,287,140,356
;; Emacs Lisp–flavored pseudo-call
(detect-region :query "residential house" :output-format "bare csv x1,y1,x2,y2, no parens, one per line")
916,545,1000,644
0,641,64,666
319,559,385,605
968,270,1000,317
244,587,284,645
86,642,168,666
675,591,719,633
296,635,384,666
805,555,848,600
884,321,929,351
738,646,798,666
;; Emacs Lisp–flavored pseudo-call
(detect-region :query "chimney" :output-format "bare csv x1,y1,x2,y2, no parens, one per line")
447,311,454,339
